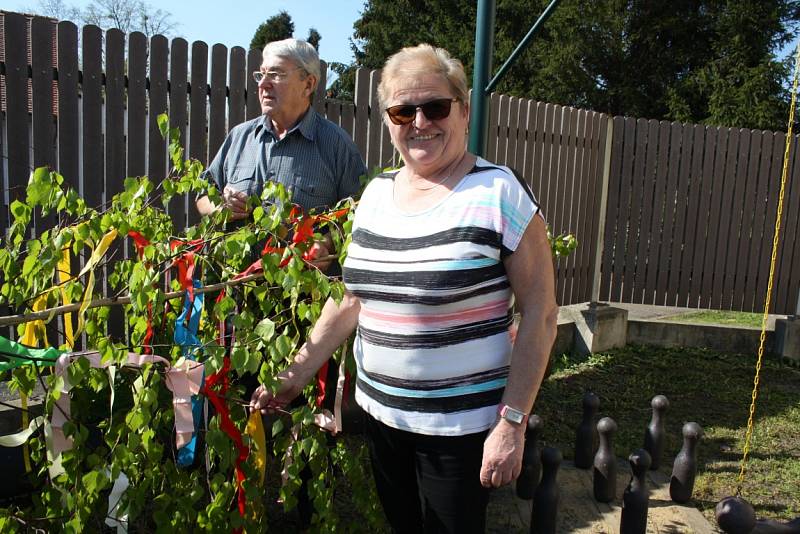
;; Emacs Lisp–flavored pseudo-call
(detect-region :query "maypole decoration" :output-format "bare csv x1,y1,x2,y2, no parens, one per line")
0,115,382,533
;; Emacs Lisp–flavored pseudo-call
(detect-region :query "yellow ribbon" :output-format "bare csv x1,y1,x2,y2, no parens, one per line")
245,411,266,485
58,247,75,349
76,229,118,336
19,294,48,473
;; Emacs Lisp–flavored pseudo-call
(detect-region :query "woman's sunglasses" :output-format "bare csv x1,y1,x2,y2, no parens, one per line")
385,98,459,125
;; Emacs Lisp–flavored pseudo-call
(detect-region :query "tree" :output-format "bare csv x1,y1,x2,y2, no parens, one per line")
348,0,800,130
28,0,177,36
250,10,323,53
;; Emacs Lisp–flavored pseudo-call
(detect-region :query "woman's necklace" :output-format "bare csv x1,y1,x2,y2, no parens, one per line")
404,153,466,192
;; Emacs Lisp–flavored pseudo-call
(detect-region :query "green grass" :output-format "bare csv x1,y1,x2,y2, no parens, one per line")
536,345,800,524
664,310,766,328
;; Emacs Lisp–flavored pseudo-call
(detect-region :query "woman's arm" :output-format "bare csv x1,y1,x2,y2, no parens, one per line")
480,215,558,488
250,291,361,413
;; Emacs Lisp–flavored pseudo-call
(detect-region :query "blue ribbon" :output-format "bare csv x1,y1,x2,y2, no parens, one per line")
174,280,204,467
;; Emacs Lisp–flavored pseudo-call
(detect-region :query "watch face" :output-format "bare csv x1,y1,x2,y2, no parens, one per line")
502,406,524,424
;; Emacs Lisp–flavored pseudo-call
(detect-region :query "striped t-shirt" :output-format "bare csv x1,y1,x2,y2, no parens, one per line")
342,158,541,436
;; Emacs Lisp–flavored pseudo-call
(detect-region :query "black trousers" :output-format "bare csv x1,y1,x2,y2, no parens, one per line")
364,415,490,534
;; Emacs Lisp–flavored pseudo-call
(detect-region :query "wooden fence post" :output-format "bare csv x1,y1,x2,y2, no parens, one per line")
591,115,614,303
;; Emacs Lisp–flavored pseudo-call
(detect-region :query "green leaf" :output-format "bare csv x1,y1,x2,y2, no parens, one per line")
254,318,276,343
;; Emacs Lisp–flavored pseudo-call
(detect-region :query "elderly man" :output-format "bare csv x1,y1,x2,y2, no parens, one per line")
196,38,366,265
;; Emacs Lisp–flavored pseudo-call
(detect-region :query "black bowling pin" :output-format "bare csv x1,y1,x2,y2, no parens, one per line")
715,496,756,534
620,448,652,534
593,416,618,503
643,395,669,470
670,422,703,503
517,415,543,500
530,446,561,534
574,391,600,469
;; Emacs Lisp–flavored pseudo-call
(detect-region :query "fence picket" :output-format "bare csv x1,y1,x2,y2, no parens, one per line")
56,21,79,191
229,47,247,131
128,32,147,178
169,38,189,230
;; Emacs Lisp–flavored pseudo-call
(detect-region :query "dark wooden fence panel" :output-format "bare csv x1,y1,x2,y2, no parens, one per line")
56,21,79,193
4,16,800,315
127,32,147,179
169,38,189,230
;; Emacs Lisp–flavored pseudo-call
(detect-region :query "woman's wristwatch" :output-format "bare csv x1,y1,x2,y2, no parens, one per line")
498,403,529,427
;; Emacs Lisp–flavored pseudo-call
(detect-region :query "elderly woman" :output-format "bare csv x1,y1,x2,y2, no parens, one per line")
251,44,557,533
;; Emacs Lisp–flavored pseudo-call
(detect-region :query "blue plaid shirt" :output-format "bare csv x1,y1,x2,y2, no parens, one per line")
202,108,366,212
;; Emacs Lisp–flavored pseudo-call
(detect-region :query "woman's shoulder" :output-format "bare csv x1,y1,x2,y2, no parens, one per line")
465,157,537,203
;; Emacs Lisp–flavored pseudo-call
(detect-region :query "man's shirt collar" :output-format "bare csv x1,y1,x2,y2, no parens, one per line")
257,107,317,141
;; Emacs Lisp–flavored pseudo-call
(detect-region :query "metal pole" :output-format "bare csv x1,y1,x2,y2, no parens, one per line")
468,0,496,157
486,0,563,93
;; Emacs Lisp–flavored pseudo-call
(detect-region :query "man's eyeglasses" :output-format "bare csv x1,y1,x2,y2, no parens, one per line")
252,67,304,84
385,98,459,125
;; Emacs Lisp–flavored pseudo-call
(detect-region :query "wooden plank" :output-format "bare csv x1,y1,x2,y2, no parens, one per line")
570,109,590,304
486,93,500,163
709,128,739,309
599,116,625,301
530,102,547,207
538,104,555,229
367,69,383,171
313,60,327,116
105,28,127,342
637,119,661,304
781,135,800,315
341,102,355,138
574,111,593,302
699,127,730,309
31,17,55,169
737,131,765,311
229,46,246,131
667,122,695,306
189,41,209,165
611,117,637,302
543,105,562,234
583,112,608,302
754,133,785,312
169,37,189,231
105,29,126,201
4,12,31,230
689,127,718,307
56,21,79,191
636,120,666,304
773,135,800,313
522,100,538,189
380,73,396,168
642,121,680,305
496,95,510,167
246,48,262,120
326,100,341,129
82,25,103,211
723,129,752,310
31,17,56,234
187,41,208,228
352,67,370,161
622,118,649,303
506,97,521,172
655,122,684,305
559,107,580,304
148,35,169,186
680,125,716,308
208,44,228,164
127,32,148,178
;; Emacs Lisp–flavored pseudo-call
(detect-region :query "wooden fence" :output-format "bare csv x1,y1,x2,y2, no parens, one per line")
1,14,798,315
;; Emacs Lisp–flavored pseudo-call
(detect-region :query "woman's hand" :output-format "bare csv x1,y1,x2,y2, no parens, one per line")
480,419,525,488
249,367,308,414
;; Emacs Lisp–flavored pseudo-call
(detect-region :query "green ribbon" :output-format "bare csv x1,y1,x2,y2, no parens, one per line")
0,335,65,372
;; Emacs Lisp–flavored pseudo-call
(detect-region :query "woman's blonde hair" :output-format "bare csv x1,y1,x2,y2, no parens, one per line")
377,44,469,111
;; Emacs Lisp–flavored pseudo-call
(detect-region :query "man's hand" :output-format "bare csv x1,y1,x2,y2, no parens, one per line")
480,419,525,488
222,186,250,220
303,241,333,272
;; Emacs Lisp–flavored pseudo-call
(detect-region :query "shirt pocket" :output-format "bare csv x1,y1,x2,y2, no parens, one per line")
226,161,258,197
291,172,332,212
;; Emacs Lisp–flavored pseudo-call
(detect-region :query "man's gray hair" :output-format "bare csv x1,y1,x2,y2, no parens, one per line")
262,38,321,91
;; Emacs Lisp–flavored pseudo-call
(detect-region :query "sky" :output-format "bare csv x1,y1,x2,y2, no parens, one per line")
12,0,367,65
